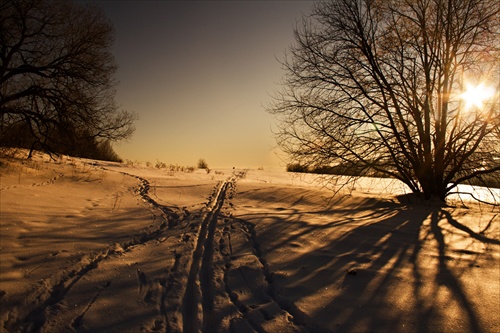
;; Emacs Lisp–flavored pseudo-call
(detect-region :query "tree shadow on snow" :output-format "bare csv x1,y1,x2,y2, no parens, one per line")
239,195,499,333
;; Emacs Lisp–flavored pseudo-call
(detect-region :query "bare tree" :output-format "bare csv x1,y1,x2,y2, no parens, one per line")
0,0,136,158
269,0,500,201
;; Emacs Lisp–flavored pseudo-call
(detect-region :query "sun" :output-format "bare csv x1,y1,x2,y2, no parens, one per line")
460,83,495,110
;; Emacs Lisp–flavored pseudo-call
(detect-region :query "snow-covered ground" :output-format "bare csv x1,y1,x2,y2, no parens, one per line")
1,152,499,332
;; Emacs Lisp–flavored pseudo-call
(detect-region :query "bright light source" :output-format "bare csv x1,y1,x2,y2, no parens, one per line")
460,83,495,110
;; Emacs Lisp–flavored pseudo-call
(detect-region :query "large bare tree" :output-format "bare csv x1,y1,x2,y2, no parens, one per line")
0,0,135,157
269,0,500,201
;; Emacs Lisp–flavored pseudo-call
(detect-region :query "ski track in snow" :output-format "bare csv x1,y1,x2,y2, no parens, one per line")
2,170,184,332
3,168,308,333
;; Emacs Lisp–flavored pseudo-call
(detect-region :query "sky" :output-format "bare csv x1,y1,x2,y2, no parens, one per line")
86,1,314,168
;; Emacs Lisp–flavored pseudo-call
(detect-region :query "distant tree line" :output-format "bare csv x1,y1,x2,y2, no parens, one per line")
287,162,500,189
1,121,122,162
0,0,135,162
286,161,391,178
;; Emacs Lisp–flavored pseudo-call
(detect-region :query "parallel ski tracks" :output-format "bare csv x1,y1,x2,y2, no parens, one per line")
3,169,307,333
180,170,307,333
182,179,230,332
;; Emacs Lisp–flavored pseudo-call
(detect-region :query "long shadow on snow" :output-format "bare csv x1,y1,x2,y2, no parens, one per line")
238,196,498,333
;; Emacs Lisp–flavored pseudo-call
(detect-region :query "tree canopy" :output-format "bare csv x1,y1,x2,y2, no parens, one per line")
0,0,135,159
269,0,500,201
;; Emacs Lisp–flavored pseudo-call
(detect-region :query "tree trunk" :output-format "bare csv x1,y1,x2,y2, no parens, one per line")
420,174,447,202
27,141,38,159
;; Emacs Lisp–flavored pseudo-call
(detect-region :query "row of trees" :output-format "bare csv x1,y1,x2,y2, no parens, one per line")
0,0,135,160
270,0,499,201
287,161,387,178
1,121,122,161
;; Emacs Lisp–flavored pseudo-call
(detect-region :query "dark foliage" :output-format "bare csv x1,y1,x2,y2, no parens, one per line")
0,0,136,159
1,122,122,162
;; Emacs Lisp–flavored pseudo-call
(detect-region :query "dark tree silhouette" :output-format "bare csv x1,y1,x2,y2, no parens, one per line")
0,0,135,158
269,0,499,201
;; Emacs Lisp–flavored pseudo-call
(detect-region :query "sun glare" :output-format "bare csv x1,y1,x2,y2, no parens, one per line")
460,83,495,110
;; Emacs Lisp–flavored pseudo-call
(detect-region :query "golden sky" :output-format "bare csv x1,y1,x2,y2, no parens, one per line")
91,1,313,168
